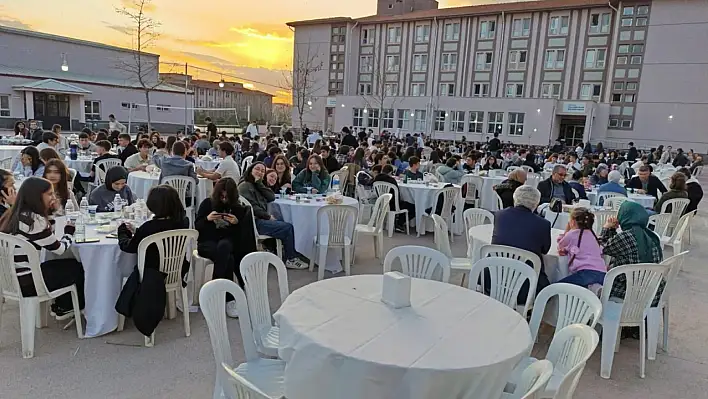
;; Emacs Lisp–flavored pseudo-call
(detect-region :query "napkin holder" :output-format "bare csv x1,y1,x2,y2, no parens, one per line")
381,272,411,309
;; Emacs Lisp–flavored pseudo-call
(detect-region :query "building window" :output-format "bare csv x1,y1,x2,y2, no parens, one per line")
413,54,428,72
549,15,569,35
615,69,626,78
636,17,648,26
84,100,101,120
637,5,649,15
475,52,493,70
360,55,373,72
621,18,633,27
544,49,565,70
156,104,171,112
589,13,611,34
415,24,431,42
580,83,602,101
358,83,372,95
473,83,490,97
619,31,631,41
411,83,426,96
387,26,402,44
121,102,139,109
368,109,380,128
506,83,524,98
626,82,638,90
439,83,455,96
621,120,633,128
623,6,634,15
441,53,458,71
353,108,364,127
623,107,635,116
444,22,460,41
613,82,624,91
386,55,400,72
630,55,643,64
617,56,628,65
628,68,640,78
468,111,484,133
623,94,636,103
618,45,630,54
541,83,562,99
609,119,619,127
512,18,531,37
414,110,427,131
487,112,504,134
585,48,606,69
397,109,411,130
632,44,644,53
633,30,646,40
382,109,394,129
479,20,496,39
612,93,622,102
384,83,398,96
450,111,465,132
508,112,524,136
361,28,375,45
434,110,446,131
508,50,527,70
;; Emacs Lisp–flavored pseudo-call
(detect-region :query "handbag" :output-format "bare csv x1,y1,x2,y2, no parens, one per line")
548,198,563,228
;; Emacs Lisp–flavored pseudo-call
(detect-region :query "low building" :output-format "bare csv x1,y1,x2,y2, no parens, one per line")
0,25,193,133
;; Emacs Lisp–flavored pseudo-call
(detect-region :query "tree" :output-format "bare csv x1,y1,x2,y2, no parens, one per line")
115,0,162,132
282,41,324,132
361,51,400,136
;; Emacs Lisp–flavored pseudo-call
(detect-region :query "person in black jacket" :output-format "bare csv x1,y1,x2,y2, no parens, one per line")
536,165,575,205
205,117,218,142
672,148,690,168
487,133,501,155
495,169,526,209
627,141,638,162
625,166,667,198
522,152,541,172
374,164,415,232
341,127,358,148
117,133,138,164
195,178,257,317
320,145,340,173
28,120,44,144
679,167,703,214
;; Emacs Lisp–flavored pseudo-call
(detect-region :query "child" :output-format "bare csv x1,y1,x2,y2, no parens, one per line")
557,208,607,287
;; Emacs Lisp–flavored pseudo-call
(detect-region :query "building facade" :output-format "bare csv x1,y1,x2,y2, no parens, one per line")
287,0,708,149
0,26,192,133
160,74,274,124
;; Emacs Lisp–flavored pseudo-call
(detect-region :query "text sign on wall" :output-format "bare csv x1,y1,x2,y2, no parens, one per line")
562,102,587,114
326,97,337,107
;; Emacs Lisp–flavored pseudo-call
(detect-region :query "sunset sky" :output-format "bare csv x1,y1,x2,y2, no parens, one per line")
0,0,495,103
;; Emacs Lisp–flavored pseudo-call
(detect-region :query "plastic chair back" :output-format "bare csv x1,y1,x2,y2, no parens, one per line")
601,264,666,324
0,157,12,171
507,166,520,173
545,324,600,399
161,175,197,208
316,205,358,247
460,174,482,204
240,252,289,345
220,363,271,399
468,257,538,316
604,196,629,211
648,213,672,238
95,158,122,184
368,193,392,232
494,191,504,211
0,233,46,299
463,208,494,247
372,181,402,211
383,245,451,283
658,251,689,305
516,359,553,399
433,186,460,220
241,155,254,172
593,210,617,235
480,244,542,277
431,215,453,258
137,229,198,289
528,283,602,342
597,192,623,207
521,165,535,174
660,198,690,230
68,168,77,188
667,210,694,250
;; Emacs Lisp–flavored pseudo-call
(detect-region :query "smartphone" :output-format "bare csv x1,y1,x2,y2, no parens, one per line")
76,238,101,243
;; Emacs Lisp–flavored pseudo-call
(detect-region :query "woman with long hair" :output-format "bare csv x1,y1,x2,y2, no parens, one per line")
271,154,293,193
292,154,331,194
285,143,298,160
292,148,310,176
312,139,323,155
43,159,78,215
352,147,367,169
195,178,257,317
15,146,45,177
0,177,83,319
14,121,28,137
482,155,501,171
0,169,17,217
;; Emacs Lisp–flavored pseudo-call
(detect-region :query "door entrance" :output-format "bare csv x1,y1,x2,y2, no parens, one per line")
324,107,334,132
558,117,586,147
33,92,71,130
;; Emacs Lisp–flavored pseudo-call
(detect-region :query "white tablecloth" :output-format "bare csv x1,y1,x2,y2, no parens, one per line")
274,275,532,399
0,145,26,162
397,182,463,235
478,176,506,210
586,191,655,208
195,159,221,170
64,157,94,176
467,224,569,283
127,171,213,206
271,196,359,274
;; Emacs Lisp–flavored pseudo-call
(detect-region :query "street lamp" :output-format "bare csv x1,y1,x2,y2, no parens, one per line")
61,53,69,72
307,100,312,106
219,77,225,88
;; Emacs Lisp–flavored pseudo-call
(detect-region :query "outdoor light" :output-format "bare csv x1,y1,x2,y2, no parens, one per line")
518,128,522,132
219,78,225,88
536,108,541,113
668,115,674,120
61,53,69,72
533,128,538,132
341,104,345,107
445,113,449,117
307,100,313,106
410,113,415,117
363,109,368,113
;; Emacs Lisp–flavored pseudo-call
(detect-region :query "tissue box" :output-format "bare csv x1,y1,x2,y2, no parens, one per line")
381,272,412,309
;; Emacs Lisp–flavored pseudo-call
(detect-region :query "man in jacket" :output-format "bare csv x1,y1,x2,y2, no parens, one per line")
491,185,551,303
28,120,43,144
625,165,667,198
154,141,198,202
341,126,358,148
627,141,638,163
117,133,138,164
672,148,690,167
679,167,703,214
320,146,340,173
537,165,575,205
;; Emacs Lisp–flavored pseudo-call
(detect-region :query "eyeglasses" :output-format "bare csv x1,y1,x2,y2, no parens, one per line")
556,173,567,177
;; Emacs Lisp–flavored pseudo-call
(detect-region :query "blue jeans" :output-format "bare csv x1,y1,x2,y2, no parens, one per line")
255,219,297,260
558,269,606,287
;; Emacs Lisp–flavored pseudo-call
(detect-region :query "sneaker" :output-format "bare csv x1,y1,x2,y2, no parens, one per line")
225,300,239,319
50,304,75,321
286,258,308,270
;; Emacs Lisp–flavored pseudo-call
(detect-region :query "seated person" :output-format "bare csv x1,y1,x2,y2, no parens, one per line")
39,148,61,164
197,141,241,182
556,208,606,287
36,131,62,156
654,172,688,213
625,165,667,198
78,132,97,152
320,146,340,173
482,156,502,171
238,162,307,270
90,140,120,182
495,169,527,209
491,185,551,302
117,133,138,165
154,140,198,186
207,139,221,158
43,159,79,216
269,155,293,194
374,164,416,233
437,157,465,184
89,166,136,212
404,156,424,180
292,155,331,194
589,164,609,186
462,153,479,173
124,139,153,172
678,167,703,214
14,146,45,177
568,170,587,200
598,170,627,196
537,165,575,205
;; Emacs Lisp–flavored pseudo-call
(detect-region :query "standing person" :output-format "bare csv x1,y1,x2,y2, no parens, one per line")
88,166,136,212
123,139,153,172
195,178,257,317
197,141,241,182
626,142,638,163
292,155,331,194
625,166,667,198
487,133,501,154
43,159,79,215
117,133,138,164
358,127,368,143
205,117,218,142
556,208,607,287
238,162,307,269
246,121,259,138
108,114,126,134
0,177,84,319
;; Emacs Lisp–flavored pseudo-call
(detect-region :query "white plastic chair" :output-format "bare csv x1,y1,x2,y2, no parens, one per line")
494,190,504,211
161,175,197,228
240,252,289,358
659,198,690,235
200,279,285,399
67,167,77,188
221,363,273,399
505,360,553,399
521,165,535,174
0,157,12,170
95,158,122,185
598,264,666,379
383,245,451,283
353,193,391,263
480,244,543,278
117,229,198,347
570,188,579,199
596,191,624,207
468,257,538,316
460,174,482,208
372,181,409,237
592,210,617,235
543,324,600,399
0,233,83,358
528,283,603,343
421,186,459,242
604,196,628,211
647,251,689,360
506,166,520,173
190,249,214,305
309,205,358,281
241,155,254,172
660,211,694,254
463,208,494,249
239,197,283,260
647,213,671,239
431,215,472,284
694,165,703,175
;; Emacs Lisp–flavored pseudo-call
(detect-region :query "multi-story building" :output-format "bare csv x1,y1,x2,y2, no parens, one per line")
287,0,708,149
160,73,274,124
0,26,192,133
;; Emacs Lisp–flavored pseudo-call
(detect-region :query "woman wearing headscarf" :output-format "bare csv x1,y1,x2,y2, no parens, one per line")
88,166,136,212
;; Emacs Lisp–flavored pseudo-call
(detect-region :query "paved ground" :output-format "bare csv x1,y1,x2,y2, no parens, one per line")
2,194,708,398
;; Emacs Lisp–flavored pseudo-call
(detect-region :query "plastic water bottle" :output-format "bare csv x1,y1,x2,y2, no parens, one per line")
79,196,89,217
332,175,340,193
134,199,144,224
75,214,85,242
474,163,480,175
64,200,75,216
113,194,123,214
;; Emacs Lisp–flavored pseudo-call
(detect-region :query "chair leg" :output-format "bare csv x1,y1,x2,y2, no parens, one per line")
181,287,191,337
317,246,327,281
36,301,49,328
308,241,316,272
405,212,410,236
70,288,84,338
640,323,647,378
118,314,126,331
662,306,670,351
276,239,284,260
19,299,37,359
377,233,384,260
0,297,4,346
647,308,660,360
343,245,352,276
600,322,619,379
166,292,177,320
387,213,394,238
351,232,358,264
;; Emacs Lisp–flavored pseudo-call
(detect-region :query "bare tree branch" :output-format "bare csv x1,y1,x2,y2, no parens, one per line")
281,40,324,132
360,50,400,135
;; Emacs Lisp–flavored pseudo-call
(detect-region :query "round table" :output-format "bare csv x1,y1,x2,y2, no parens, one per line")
274,275,532,399
271,195,358,274
397,182,463,235
0,145,27,162
586,191,655,208
478,176,506,210
64,157,94,175
467,224,569,283
127,171,213,205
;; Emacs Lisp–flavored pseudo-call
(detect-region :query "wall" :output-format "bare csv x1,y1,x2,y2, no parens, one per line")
291,25,333,130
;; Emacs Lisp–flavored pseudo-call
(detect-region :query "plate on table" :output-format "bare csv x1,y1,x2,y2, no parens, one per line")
96,224,115,234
